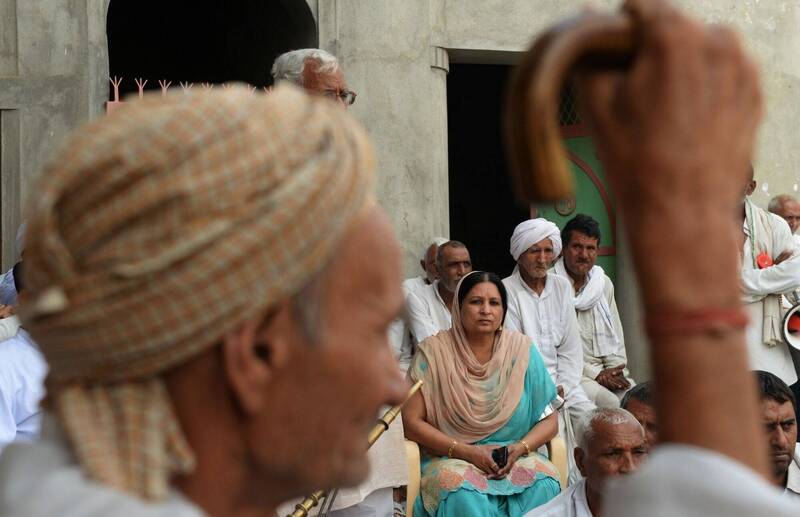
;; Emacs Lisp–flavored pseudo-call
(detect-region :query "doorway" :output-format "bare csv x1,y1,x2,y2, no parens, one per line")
447,64,617,281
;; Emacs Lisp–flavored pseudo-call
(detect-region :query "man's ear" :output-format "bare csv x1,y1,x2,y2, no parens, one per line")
222,301,295,415
574,447,587,478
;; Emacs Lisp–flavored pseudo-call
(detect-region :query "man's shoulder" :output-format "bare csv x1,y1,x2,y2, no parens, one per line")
524,480,580,516
0,437,203,517
402,276,426,295
547,272,573,294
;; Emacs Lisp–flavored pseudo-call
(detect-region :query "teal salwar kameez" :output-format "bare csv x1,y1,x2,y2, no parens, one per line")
412,346,561,517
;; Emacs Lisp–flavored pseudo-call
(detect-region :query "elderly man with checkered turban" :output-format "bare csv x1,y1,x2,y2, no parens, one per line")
0,85,407,517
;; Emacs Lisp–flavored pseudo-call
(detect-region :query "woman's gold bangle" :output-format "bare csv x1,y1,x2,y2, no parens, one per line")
447,440,458,458
519,439,531,456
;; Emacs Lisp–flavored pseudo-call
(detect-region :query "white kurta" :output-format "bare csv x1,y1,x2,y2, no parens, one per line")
0,268,15,306
525,478,591,516
787,443,800,497
0,415,203,517
0,329,48,451
388,276,434,372
604,445,800,516
503,271,591,409
741,207,800,385
573,273,634,408
402,276,427,295
405,281,452,344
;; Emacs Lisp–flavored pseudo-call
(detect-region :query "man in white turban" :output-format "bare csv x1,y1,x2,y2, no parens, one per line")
503,217,595,482
0,85,408,517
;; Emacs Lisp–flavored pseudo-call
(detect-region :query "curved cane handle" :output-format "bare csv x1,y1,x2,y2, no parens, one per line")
505,12,637,202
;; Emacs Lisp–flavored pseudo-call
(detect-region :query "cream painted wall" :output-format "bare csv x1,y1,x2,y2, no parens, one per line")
317,0,800,380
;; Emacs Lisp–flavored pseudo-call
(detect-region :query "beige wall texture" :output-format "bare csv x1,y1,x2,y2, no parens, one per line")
314,0,800,379
1,1,798,379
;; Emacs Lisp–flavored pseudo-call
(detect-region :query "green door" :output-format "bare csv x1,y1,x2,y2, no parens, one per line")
534,130,617,283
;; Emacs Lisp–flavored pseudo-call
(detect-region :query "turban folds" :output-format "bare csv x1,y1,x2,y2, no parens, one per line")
21,84,375,500
509,218,562,261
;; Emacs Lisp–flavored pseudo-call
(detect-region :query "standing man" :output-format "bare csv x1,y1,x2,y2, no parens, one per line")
554,214,634,408
406,240,472,343
741,170,800,385
503,218,595,482
271,48,357,108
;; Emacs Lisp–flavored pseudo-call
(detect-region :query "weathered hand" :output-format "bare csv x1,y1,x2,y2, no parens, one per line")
774,250,793,266
598,364,629,390
465,445,500,478
577,0,762,311
0,305,14,319
494,443,526,479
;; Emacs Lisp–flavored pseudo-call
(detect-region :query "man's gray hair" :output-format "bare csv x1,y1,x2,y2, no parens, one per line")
768,194,798,215
575,407,642,450
421,236,449,262
435,240,467,271
271,48,340,86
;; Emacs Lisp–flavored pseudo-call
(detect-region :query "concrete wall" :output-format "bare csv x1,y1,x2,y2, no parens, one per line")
0,0,110,270
317,0,800,380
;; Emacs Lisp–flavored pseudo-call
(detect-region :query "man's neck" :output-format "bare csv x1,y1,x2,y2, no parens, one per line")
585,482,602,517
437,282,455,309
566,267,587,293
520,268,547,295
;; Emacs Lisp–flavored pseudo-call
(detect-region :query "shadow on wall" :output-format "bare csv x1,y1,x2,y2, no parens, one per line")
107,0,318,98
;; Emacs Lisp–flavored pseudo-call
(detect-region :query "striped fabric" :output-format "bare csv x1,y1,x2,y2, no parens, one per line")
20,84,375,500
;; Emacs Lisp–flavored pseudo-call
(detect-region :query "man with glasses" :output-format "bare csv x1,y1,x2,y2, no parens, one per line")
271,48,357,108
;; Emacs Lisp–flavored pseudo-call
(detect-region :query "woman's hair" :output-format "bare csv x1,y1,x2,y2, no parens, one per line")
456,271,508,324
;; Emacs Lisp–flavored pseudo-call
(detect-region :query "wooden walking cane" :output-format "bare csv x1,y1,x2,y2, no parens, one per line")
504,10,637,202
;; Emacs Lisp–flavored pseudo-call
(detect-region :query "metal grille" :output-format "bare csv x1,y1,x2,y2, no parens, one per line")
558,82,582,126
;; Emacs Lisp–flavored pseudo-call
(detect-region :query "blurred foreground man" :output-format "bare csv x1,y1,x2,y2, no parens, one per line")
0,85,406,516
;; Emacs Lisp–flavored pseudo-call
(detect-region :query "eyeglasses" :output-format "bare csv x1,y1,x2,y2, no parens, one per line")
322,89,357,106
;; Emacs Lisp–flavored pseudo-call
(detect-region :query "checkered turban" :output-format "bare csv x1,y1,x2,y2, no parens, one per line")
20,84,375,500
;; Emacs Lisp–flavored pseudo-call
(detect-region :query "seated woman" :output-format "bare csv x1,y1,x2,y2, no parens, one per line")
403,271,561,517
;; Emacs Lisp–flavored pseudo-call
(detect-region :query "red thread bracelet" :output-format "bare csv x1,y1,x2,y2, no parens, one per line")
646,308,750,338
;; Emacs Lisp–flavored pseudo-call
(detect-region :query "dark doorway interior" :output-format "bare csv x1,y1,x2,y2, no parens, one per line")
107,0,317,98
447,64,529,277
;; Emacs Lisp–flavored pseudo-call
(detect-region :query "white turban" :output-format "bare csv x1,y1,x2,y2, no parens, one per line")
509,218,562,261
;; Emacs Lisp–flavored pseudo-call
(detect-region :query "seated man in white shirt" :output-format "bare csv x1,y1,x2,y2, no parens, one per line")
406,240,472,343
527,407,647,516
755,370,800,497
389,237,449,372
402,236,449,295
554,214,634,408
